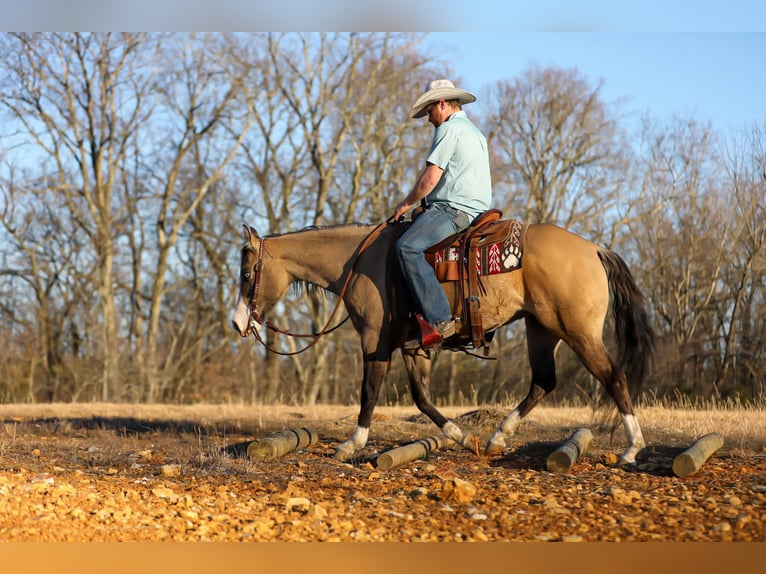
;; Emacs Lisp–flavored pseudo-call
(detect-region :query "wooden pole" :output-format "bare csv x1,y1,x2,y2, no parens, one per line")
247,427,319,462
546,428,593,472
376,435,449,470
672,432,724,477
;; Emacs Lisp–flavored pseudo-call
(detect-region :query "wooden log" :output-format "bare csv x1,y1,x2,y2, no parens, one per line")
376,435,449,470
546,428,593,472
672,432,724,477
247,427,319,462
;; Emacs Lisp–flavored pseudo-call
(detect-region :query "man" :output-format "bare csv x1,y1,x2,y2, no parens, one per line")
393,79,492,348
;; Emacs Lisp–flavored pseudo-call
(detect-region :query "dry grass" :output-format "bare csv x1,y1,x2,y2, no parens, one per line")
1,401,763,454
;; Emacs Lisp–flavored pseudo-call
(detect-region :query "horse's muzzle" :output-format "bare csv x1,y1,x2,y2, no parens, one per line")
232,295,254,337
231,320,249,337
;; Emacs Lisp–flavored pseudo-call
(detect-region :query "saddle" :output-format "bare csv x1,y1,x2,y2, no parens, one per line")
423,209,527,353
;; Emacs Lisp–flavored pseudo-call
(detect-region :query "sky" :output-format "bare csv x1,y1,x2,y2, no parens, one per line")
426,33,766,135
2,1,765,137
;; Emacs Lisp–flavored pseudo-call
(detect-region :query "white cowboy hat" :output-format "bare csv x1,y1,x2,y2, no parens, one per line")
410,79,476,119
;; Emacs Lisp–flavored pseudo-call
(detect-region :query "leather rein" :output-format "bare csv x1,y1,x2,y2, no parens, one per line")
246,219,393,356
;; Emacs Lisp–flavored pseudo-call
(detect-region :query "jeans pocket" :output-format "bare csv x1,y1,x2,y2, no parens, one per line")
450,208,471,232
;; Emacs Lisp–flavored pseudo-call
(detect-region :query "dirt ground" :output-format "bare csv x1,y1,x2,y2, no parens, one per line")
0,403,763,542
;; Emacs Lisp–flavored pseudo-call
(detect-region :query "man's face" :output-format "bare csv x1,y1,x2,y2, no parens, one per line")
425,100,450,127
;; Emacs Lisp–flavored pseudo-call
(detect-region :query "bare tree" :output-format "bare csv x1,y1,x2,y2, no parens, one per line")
0,33,255,403
0,32,155,400
0,160,104,401
137,33,254,402
629,115,729,399
482,65,632,240
715,123,766,399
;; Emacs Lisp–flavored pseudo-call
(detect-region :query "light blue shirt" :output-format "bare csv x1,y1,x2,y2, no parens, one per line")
425,110,492,219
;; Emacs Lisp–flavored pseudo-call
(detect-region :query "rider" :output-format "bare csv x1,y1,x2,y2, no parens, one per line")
392,79,493,348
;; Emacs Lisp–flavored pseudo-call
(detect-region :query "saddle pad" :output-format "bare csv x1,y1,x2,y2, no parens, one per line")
429,219,526,282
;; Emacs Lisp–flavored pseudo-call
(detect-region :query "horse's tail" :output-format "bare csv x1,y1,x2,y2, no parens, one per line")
598,249,655,401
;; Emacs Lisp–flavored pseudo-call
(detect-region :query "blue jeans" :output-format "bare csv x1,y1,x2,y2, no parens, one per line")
396,202,473,324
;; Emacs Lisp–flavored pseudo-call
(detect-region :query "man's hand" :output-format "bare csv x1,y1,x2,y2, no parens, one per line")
392,200,412,222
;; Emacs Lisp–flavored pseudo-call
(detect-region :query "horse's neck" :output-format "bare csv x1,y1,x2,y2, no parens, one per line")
273,226,373,292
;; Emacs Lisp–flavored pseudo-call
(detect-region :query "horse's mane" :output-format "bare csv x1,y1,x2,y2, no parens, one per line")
292,281,327,300
240,222,374,251
270,222,374,238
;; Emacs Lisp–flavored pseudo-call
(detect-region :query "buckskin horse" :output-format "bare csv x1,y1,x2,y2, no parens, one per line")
231,216,655,466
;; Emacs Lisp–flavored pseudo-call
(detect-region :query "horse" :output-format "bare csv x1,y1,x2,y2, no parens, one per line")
231,218,655,466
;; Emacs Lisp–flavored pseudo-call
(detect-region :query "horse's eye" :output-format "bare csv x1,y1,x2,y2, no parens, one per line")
242,271,251,280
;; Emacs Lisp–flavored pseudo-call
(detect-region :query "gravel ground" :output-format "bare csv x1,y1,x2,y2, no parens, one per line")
0,404,764,542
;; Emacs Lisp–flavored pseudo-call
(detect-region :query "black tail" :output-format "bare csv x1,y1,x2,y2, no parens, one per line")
598,249,655,400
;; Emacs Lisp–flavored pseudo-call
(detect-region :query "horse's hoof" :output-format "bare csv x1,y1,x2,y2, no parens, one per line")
616,457,638,469
458,433,482,457
333,444,355,461
616,445,644,468
484,440,505,457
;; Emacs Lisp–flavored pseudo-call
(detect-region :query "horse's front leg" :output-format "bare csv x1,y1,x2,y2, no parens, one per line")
402,350,480,454
334,359,388,461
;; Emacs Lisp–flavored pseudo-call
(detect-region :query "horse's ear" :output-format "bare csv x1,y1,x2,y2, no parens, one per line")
242,224,260,243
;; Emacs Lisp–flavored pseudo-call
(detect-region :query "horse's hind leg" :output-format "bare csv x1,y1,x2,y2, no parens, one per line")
569,338,645,465
335,359,389,461
401,349,480,454
486,317,560,456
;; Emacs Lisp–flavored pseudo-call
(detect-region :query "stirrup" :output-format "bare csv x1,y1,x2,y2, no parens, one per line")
415,314,443,348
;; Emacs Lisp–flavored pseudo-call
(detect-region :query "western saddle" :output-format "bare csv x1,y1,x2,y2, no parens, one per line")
423,208,522,354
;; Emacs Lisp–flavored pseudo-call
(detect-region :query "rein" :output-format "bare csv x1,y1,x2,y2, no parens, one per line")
248,218,393,356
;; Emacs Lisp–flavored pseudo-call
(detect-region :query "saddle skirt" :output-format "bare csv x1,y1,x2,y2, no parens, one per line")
424,210,527,283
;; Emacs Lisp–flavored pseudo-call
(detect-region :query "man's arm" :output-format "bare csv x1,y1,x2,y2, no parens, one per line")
392,163,444,221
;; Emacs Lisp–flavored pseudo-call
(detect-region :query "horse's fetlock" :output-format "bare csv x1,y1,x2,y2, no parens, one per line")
442,421,463,443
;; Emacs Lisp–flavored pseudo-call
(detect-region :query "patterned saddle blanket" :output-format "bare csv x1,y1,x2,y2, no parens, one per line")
424,213,527,283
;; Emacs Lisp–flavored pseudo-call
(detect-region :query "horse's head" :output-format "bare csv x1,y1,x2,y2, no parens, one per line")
231,225,286,338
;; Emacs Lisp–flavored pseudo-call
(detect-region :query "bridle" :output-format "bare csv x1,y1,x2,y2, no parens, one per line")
245,233,267,328
244,219,392,356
